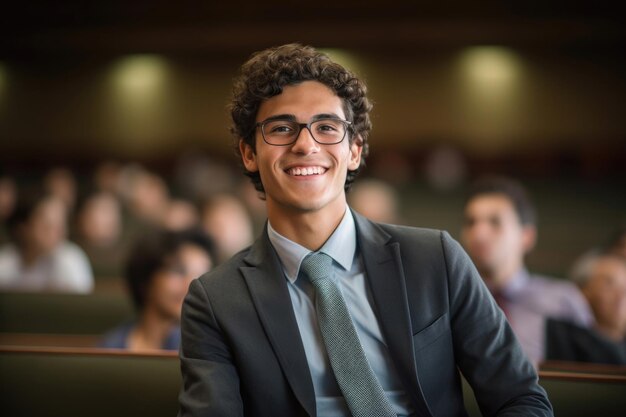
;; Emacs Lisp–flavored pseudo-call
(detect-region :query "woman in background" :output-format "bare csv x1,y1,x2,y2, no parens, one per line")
100,228,215,351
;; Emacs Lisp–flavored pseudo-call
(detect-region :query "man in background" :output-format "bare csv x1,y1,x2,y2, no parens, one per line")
461,176,592,364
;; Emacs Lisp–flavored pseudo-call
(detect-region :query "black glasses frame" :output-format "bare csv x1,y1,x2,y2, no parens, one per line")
255,117,352,146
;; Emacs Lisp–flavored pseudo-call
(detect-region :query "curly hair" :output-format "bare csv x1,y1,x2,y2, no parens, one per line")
229,43,373,195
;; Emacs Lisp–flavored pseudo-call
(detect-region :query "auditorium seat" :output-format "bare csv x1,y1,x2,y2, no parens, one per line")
1,346,625,417
0,347,179,417
0,292,133,334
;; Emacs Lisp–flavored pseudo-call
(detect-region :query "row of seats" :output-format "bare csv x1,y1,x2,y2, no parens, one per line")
0,292,133,335
1,346,625,417
2,292,626,416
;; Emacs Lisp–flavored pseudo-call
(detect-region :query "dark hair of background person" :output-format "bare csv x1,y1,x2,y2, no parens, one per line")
6,186,57,245
125,228,216,311
464,176,537,226
601,225,626,255
228,43,373,195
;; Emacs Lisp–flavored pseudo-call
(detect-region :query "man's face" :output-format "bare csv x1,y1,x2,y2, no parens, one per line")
240,81,362,218
583,257,626,336
461,194,534,286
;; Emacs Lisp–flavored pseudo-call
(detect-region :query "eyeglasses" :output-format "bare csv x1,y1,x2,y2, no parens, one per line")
256,117,352,146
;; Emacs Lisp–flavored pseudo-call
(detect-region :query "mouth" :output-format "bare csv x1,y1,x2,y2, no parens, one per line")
285,166,327,177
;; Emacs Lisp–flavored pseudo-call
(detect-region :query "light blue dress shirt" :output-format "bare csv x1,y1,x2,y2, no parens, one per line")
268,208,414,417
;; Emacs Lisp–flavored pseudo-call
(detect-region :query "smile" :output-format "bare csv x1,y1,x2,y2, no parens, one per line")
285,166,327,176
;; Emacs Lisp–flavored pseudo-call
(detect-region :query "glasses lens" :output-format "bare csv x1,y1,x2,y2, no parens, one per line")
262,120,300,145
261,118,348,145
310,119,347,144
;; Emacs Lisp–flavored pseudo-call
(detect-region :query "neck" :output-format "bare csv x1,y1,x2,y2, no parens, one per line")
129,308,177,351
482,260,524,292
267,202,346,251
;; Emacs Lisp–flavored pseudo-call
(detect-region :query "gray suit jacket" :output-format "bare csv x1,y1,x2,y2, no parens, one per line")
178,211,552,416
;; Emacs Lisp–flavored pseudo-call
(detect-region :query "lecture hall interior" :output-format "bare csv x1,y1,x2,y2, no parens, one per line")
0,2,625,416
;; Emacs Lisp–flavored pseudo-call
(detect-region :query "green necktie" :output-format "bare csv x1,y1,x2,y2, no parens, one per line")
300,252,397,417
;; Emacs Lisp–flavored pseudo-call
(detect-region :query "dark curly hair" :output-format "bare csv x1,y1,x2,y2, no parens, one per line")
229,43,373,195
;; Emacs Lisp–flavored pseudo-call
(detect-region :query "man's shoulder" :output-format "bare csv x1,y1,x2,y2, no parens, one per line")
194,246,253,291
369,220,445,244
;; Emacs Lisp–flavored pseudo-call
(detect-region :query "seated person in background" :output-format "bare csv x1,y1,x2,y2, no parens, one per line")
0,171,17,245
461,176,592,364
100,228,215,351
0,187,94,293
546,251,626,364
74,191,126,278
200,193,254,264
43,166,78,214
347,177,401,224
162,198,200,232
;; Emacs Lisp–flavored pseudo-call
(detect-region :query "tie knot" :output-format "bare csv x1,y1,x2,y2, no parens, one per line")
300,252,333,283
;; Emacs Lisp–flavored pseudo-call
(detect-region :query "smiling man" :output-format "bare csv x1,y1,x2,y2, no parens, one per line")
177,44,552,417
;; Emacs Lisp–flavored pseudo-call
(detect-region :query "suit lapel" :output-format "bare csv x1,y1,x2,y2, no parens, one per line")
354,211,433,417
240,232,316,417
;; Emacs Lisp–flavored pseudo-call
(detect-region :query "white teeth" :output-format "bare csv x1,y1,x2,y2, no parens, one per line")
288,166,325,176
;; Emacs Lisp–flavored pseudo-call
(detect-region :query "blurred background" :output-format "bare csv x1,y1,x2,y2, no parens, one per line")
1,0,624,277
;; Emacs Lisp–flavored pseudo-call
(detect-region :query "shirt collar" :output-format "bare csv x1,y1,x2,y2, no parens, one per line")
500,267,531,298
267,207,357,283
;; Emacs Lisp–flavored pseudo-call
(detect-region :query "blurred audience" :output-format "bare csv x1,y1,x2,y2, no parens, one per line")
74,191,126,278
100,228,216,351
348,177,401,224
0,172,17,244
546,251,626,365
200,193,254,264
460,176,592,364
43,166,78,213
125,169,170,226
237,180,267,235
162,198,199,232
0,187,94,293
93,160,123,195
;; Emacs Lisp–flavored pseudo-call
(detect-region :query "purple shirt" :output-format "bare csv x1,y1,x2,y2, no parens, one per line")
496,268,593,364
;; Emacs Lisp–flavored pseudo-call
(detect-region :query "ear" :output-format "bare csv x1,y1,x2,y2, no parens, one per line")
521,224,537,254
348,135,363,171
239,140,258,173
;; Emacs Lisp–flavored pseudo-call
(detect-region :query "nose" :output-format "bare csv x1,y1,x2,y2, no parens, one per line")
290,125,320,155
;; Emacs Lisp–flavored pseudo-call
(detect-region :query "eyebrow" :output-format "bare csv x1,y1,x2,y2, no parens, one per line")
259,113,344,123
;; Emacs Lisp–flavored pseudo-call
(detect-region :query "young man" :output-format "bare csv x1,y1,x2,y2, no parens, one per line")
178,44,552,417
460,176,592,364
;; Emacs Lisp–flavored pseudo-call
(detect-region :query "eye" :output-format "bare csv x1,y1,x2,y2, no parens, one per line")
314,119,342,134
489,216,501,228
265,121,296,135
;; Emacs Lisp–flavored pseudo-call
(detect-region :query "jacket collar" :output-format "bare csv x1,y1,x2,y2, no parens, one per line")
241,211,432,417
